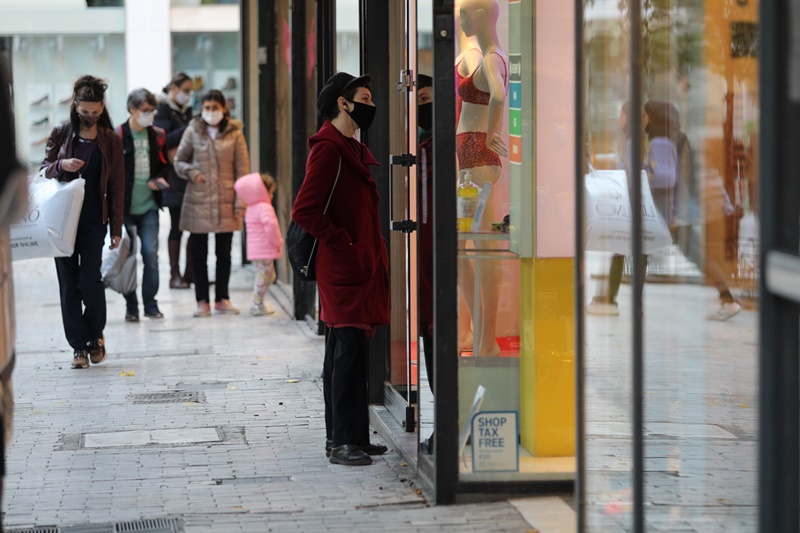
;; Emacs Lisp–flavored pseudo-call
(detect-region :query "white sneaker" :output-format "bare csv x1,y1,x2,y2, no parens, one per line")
586,301,620,316
707,301,741,321
214,299,240,315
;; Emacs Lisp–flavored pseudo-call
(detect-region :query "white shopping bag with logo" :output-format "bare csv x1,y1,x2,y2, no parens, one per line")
584,169,672,255
9,169,85,261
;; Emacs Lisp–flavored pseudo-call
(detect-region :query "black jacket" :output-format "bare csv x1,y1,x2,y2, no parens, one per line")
154,96,193,207
117,121,167,214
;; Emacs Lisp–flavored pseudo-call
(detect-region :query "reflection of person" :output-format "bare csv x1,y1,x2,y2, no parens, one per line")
417,74,434,385
456,0,508,357
588,100,741,321
292,73,389,466
41,75,124,369
418,74,436,454
118,88,168,322
588,102,647,314
233,172,283,316
174,90,249,317
155,72,194,290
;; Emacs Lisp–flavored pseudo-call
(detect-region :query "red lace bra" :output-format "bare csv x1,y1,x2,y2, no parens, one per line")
457,52,508,106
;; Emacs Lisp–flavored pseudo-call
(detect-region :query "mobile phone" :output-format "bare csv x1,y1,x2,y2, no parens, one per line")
154,180,170,191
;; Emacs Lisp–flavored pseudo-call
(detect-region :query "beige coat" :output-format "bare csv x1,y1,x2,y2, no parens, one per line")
174,117,250,234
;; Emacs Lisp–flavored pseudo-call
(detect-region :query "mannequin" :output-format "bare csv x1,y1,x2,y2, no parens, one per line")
454,0,483,351
456,0,507,357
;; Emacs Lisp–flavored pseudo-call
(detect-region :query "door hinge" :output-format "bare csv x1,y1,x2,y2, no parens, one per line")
390,153,416,167
396,69,415,92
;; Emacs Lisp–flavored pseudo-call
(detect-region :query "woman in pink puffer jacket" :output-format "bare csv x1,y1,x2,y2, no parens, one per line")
233,172,284,316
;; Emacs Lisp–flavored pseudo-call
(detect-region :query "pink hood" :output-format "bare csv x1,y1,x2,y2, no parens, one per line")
234,172,269,206
234,173,284,260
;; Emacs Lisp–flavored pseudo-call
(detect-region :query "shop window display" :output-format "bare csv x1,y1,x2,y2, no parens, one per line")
171,33,241,120
450,0,575,482
8,34,127,169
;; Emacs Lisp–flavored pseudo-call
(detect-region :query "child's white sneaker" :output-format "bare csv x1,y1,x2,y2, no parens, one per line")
250,303,276,316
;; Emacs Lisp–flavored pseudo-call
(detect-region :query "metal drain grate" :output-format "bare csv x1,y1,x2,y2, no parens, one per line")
9,518,184,533
7,528,60,533
129,391,204,404
213,475,292,485
115,517,184,532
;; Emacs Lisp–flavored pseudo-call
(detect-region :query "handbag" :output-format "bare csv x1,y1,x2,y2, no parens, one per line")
286,156,341,281
9,168,85,261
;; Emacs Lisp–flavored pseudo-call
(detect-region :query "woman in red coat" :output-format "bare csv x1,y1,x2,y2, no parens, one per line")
292,73,390,466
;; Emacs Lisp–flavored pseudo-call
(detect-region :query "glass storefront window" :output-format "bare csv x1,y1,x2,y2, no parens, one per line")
454,0,576,482
582,0,760,529
335,0,360,76
172,32,241,119
171,0,238,5
8,34,127,169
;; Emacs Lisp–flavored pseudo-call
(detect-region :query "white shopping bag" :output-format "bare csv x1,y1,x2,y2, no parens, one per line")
9,169,85,261
100,225,131,281
103,226,137,295
584,169,672,255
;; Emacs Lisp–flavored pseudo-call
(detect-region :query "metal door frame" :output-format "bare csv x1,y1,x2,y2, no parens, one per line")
759,1,800,531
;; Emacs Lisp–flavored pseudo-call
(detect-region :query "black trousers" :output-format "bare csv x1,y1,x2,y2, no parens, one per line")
168,206,183,242
324,327,370,447
54,223,106,350
188,232,233,303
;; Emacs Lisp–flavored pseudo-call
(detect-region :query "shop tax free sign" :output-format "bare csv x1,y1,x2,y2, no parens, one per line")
471,411,519,472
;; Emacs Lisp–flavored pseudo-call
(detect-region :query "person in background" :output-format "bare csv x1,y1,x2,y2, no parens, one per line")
174,89,249,317
155,72,194,290
41,75,124,369
117,88,168,322
292,72,389,466
233,172,283,316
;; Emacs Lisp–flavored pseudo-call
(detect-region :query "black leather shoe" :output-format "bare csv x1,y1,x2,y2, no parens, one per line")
329,444,372,466
326,440,386,457
360,443,388,456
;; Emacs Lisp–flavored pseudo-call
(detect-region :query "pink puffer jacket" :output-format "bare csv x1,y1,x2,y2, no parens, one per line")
233,173,284,260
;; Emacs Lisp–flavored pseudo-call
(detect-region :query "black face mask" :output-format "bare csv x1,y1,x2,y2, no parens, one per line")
418,102,432,132
347,101,377,131
78,113,100,128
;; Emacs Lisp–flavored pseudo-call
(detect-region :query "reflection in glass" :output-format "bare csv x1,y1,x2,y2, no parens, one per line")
582,0,760,528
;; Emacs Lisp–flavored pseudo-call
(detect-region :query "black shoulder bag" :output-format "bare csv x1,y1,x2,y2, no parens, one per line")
286,156,342,281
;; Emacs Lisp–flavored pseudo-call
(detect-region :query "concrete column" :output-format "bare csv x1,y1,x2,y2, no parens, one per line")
125,0,171,95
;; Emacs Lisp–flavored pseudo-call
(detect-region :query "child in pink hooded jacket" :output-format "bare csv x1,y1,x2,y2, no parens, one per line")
234,172,284,315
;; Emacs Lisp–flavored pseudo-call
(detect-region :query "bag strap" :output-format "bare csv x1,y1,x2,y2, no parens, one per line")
322,156,342,214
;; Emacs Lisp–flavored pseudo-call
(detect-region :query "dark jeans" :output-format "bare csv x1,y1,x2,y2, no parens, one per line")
189,232,232,303
324,327,370,447
54,223,106,350
123,209,160,309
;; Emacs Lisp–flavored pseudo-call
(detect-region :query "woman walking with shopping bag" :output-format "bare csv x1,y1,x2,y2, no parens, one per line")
40,75,124,369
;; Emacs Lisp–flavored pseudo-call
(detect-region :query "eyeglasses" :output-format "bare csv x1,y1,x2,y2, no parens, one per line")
138,108,158,114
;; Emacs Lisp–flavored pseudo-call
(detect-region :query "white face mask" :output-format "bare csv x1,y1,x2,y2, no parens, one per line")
135,111,154,128
175,91,192,106
202,110,224,126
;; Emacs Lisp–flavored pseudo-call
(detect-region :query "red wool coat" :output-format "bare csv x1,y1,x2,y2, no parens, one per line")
291,121,389,326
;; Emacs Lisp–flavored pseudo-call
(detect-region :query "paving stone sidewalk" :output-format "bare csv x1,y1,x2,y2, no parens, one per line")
2,227,551,532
